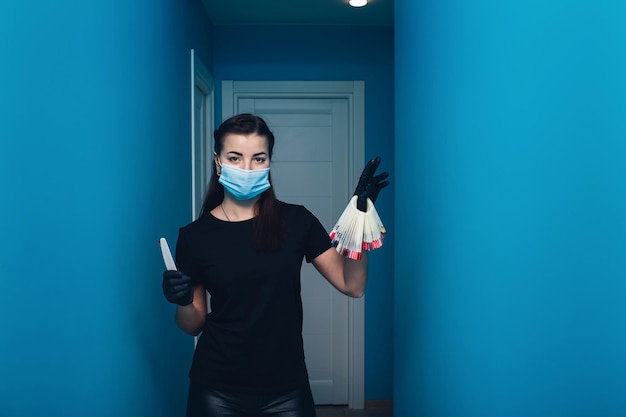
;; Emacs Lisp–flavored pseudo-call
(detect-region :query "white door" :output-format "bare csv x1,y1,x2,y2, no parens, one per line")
190,50,214,220
222,81,365,407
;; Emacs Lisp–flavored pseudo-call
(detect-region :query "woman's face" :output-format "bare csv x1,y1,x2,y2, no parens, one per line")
215,133,270,172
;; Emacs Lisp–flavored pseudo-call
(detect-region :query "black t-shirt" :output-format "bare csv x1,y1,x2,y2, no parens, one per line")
175,201,332,393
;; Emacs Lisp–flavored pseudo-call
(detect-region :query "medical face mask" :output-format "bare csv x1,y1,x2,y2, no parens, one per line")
218,162,271,200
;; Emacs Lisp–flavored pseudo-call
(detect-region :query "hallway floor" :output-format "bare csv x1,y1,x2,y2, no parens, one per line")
316,402,393,417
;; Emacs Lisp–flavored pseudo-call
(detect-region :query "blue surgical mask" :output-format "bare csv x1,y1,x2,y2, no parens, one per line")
218,162,270,200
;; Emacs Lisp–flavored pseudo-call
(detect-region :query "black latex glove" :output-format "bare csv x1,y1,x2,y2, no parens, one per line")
353,156,390,211
162,270,194,306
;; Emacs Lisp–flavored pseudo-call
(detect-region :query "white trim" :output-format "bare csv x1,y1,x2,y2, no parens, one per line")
349,81,365,410
190,50,196,220
222,80,366,409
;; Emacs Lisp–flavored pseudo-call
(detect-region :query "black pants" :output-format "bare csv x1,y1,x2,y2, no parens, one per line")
186,382,317,417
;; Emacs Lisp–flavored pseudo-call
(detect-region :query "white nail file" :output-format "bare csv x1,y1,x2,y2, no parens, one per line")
159,237,177,271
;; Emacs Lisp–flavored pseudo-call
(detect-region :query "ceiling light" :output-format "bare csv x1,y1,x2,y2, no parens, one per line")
349,0,368,7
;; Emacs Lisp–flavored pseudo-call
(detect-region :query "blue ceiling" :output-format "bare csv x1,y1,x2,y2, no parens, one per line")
201,0,394,26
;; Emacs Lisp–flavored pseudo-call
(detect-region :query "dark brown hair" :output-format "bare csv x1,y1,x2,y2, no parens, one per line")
200,114,285,250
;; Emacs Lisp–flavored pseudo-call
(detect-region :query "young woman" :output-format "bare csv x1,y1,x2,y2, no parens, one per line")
162,114,389,417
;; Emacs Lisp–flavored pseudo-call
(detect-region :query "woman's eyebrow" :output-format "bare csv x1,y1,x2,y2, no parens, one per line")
225,151,267,156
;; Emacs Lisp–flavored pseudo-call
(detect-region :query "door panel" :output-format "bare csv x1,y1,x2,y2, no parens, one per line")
222,80,365,407
234,96,350,404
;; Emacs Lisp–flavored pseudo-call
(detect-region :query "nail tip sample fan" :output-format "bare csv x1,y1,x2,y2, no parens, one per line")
330,196,386,260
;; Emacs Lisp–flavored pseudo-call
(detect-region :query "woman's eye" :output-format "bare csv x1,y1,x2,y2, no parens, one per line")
255,158,266,163
228,156,239,162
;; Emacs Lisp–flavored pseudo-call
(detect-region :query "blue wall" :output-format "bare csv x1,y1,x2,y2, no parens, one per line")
0,0,212,415
212,25,395,400
395,0,626,416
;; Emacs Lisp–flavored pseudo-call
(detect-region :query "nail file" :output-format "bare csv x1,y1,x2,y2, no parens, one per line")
159,237,177,271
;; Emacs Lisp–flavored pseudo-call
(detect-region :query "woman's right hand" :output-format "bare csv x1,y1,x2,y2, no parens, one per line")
162,270,194,306
353,156,390,211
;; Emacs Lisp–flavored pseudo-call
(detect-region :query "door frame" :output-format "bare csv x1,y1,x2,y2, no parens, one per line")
222,80,365,409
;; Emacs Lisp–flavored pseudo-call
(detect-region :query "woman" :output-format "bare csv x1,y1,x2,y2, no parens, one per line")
162,114,388,417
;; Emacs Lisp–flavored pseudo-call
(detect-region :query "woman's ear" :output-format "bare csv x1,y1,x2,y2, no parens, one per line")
213,152,221,175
